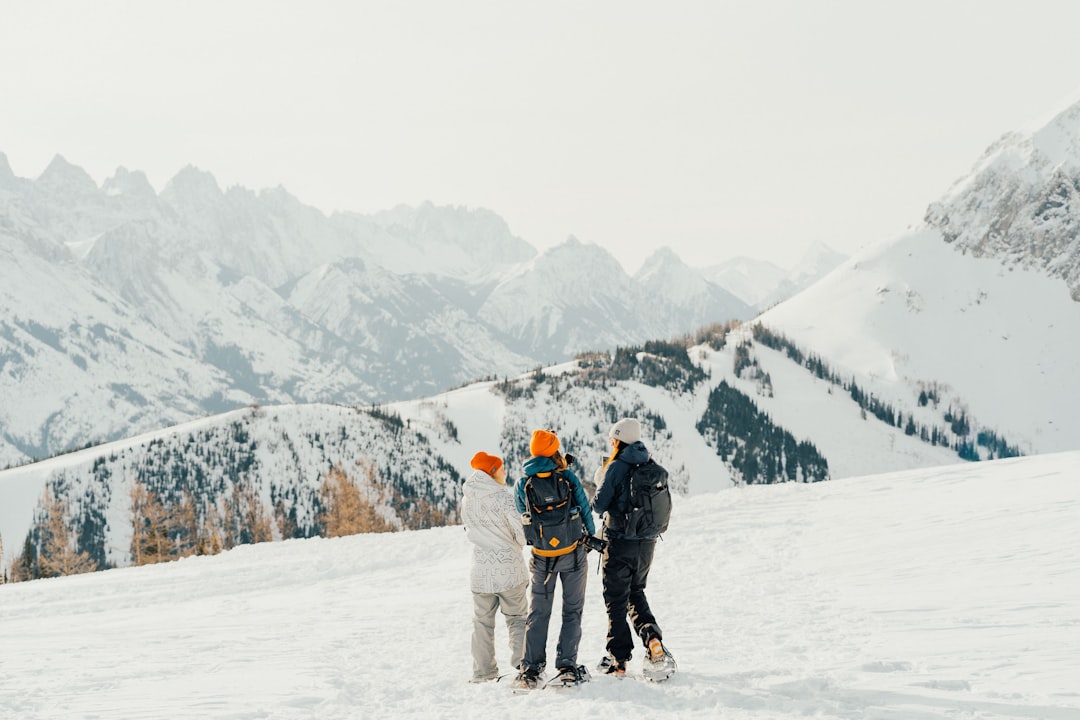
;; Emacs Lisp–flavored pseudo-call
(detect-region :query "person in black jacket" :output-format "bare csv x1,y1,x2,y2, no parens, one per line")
591,417,676,679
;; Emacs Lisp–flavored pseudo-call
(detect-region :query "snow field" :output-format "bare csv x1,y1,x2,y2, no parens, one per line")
1,451,1077,719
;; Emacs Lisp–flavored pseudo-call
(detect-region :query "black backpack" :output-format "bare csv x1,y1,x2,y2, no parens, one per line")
522,471,584,556
612,459,672,538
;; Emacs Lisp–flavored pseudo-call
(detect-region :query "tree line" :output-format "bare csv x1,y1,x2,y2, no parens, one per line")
5,459,452,583
697,380,830,484
751,323,1023,460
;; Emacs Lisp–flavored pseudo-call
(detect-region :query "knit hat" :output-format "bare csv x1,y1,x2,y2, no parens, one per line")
609,417,641,444
529,429,560,457
470,451,503,475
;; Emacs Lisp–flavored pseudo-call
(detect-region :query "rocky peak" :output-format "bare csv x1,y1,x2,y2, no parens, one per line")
160,165,224,210
103,167,158,201
925,94,1080,301
35,154,99,197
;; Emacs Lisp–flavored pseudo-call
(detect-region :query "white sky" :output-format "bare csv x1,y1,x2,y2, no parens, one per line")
3,1,1080,274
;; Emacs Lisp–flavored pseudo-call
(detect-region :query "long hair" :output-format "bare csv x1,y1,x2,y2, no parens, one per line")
551,450,569,471
602,439,625,472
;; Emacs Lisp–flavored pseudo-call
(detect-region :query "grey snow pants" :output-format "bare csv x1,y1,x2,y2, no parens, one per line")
522,545,588,674
471,582,528,681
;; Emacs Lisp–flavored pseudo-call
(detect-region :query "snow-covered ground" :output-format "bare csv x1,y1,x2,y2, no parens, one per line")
1,451,1077,720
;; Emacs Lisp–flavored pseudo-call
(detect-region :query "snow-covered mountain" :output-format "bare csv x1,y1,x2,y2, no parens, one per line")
2,451,1077,719
925,97,1080,300
702,255,789,307
704,240,848,310
0,154,749,466
634,247,750,335
757,94,1080,458
477,239,751,360
362,201,538,282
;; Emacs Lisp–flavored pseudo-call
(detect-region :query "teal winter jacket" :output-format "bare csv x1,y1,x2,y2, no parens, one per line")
514,455,596,536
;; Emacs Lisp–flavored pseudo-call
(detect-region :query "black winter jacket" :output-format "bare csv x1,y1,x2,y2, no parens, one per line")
592,441,656,540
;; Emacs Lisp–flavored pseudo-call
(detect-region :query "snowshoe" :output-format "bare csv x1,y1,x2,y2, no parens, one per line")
546,664,591,688
642,638,677,682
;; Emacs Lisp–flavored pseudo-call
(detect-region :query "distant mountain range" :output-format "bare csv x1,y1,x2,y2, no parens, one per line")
0,152,841,467
703,241,849,309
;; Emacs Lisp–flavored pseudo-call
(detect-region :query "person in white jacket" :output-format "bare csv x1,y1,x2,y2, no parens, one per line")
460,451,529,683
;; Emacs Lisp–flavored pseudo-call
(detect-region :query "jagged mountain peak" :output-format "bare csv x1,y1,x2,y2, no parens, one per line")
634,246,701,289
372,202,530,252
35,154,98,196
925,90,1080,300
637,245,685,272
525,235,625,283
703,246,844,310
361,201,536,280
939,93,1080,207
0,152,25,195
257,184,308,209
102,167,157,200
1020,88,1080,168
161,165,224,207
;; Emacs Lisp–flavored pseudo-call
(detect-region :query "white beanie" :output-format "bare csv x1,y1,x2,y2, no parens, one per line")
609,417,641,444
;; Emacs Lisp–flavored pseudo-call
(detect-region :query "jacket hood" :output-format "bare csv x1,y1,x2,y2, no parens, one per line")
463,468,505,499
522,455,557,476
619,440,650,465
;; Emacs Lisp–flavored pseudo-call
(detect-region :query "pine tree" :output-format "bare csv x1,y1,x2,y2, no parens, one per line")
35,487,98,578
223,479,273,548
9,538,35,582
317,463,393,537
130,480,172,566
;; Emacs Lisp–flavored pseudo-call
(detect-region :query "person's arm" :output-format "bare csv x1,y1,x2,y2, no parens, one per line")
592,462,619,517
514,476,527,513
564,468,596,536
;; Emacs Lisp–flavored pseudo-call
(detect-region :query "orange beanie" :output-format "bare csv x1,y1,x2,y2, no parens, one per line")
470,451,503,475
529,429,560,457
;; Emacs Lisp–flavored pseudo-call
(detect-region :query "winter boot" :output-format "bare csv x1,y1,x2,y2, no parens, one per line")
510,667,540,693
550,664,591,687
597,654,627,676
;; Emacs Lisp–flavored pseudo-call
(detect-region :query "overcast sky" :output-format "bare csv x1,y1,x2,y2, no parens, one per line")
3,1,1080,274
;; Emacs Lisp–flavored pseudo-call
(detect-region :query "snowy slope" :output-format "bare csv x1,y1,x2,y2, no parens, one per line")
752,91,1080,459
390,336,969,497
1,451,1076,719
757,228,1080,454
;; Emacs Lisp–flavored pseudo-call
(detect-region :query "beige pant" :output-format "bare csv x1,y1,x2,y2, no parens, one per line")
471,582,528,681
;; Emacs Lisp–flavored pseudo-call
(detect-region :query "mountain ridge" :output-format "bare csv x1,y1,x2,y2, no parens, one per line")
0,155,764,465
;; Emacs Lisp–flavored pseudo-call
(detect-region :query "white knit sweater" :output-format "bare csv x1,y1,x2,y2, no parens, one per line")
460,468,529,593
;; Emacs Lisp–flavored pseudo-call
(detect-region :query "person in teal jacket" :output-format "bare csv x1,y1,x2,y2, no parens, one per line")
510,429,595,691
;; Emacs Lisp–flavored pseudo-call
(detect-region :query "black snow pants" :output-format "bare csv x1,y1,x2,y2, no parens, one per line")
601,537,660,662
